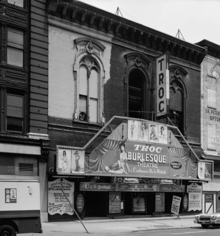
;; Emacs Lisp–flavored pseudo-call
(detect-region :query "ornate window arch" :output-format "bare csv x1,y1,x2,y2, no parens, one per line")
169,66,188,135
124,53,152,119
73,37,105,124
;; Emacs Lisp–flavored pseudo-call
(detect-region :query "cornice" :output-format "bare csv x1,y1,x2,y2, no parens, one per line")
47,0,206,65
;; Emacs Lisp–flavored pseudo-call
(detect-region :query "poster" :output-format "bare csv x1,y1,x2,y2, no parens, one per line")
48,179,74,215
158,124,168,144
138,121,149,142
109,192,121,214
155,193,165,212
188,192,202,211
57,149,71,173
57,147,85,174
149,123,159,143
133,196,145,212
5,188,17,203
171,195,181,215
76,193,84,213
128,120,139,140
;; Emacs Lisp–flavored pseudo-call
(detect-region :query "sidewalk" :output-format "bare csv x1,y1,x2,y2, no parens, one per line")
27,215,199,236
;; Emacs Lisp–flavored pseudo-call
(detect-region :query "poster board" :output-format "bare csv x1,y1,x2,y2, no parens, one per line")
109,192,121,214
155,193,165,212
48,179,74,215
171,195,181,215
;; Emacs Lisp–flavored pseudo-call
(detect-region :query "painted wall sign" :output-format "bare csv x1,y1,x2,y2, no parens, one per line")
155,193,165,212
76,193,84,213
5,188,17,203
109,192,121,214
171,195,181,215
80,182,115,191
156,54,169,117
56,147,85,175
48,179,74,215
202,57,220,154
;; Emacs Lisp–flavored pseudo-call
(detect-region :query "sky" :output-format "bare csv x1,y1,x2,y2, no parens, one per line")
78,0,220,45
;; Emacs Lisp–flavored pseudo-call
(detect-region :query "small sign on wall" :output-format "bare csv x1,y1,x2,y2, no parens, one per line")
5,188,17,203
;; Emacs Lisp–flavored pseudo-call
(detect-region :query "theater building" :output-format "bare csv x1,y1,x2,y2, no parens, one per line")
47,0,211,221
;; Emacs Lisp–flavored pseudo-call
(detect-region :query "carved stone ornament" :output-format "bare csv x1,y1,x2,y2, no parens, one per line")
173,69,182,80
135,57,142,67
86,41,94,54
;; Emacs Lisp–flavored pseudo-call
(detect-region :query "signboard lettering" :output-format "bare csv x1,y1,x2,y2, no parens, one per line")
156,54,169,117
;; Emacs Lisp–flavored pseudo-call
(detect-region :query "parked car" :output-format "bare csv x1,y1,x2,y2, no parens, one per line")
194,209,220,228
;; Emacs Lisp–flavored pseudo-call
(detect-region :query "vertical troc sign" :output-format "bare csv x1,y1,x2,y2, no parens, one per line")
156,54,169,117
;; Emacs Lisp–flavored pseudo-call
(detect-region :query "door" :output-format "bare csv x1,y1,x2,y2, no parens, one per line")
205,193,214,214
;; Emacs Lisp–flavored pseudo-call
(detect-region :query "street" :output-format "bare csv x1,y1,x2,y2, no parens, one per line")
126,227,220,236
17,217,220,236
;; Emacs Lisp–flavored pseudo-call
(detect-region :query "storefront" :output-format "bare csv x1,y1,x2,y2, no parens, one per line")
48,117,213,220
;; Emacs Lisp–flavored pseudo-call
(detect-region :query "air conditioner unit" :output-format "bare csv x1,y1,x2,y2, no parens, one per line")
79,112,87,121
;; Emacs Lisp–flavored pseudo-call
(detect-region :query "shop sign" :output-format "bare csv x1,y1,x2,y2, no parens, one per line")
48,179,74,215
159,185,185,192
156,53,169,117
109,192,121,214
56,146,85,175
80,182,115,191
118,183,158,192
187,183,202,193
198,161,213,180
155,193,165,212
171,195,181,215
5,188,17,203
76,193,84,213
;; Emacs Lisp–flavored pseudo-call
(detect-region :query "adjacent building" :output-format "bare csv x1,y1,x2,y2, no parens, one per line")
0,0,49,222
197,40,220,214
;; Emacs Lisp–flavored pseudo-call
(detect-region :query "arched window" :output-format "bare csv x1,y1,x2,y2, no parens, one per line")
74,37,105,124
124,53,151,120
169,67,188,135
128,69,145,118
79,56,100,123
170,80,184,133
